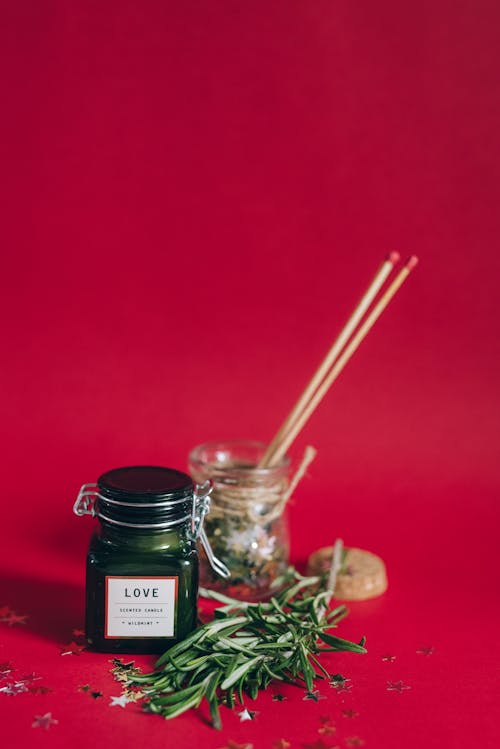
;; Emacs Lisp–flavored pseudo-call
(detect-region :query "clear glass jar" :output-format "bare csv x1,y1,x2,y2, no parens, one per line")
188,441,291,601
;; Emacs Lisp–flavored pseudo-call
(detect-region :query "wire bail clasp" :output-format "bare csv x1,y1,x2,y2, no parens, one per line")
191,480,230,579
73,484,99,517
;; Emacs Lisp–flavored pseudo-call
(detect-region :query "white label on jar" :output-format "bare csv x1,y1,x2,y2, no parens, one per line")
105,576,178,638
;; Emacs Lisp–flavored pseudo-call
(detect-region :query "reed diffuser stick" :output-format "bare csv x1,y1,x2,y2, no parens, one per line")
263,257,418,467
259,253,400,467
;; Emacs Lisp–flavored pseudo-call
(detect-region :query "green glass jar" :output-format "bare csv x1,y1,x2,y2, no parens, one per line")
73,465,228,654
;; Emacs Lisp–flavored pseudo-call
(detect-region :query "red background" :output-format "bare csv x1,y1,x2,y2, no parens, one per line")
1,2,499,748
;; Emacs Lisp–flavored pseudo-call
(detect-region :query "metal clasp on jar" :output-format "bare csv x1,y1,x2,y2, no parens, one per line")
73,484,99,517
73,480,230,579
191,480,230,579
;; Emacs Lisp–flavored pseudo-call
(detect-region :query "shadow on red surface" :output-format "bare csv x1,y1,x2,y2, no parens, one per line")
1,573,84,643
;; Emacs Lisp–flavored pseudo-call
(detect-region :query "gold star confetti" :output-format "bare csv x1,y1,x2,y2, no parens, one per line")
123,687,146,702
318,721,336,736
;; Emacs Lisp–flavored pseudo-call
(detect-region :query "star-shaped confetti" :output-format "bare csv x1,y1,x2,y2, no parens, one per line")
219,742,253,749
0,681,28,696
329,674,352,693
20,672,41,683
1,611,28,626
28,685,52,695
272,741,291,749
60,641,86,656
330,673,351,687
110,658,136,670
123,687,146,702
318,721,336,736
272,693,287,702
417,646,435,656
345,737,365,747
238,708,258,722
110,694,133,708
110,659,139,682
342,709,360,719
303,741,339,749
381,654,396,662
0,662,13,676
387,680,411,692
303,690,326,702
32,712,58,730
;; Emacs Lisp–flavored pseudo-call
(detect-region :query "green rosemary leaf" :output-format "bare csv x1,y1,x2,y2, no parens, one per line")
318,631,367,653
155,628,205,667
221,655,264,690
205,671,221,704
237,674,245,705
152,681,204,706
217,636,258,656
309,653,331,679
299,645,314,692
209,695,222,730
161,689,205,719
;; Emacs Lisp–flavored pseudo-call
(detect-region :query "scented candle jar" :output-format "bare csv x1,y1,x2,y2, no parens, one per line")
188,441,291,601
73,465,227,654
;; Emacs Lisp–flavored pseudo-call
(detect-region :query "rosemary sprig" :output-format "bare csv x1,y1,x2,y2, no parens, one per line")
122,566,366,730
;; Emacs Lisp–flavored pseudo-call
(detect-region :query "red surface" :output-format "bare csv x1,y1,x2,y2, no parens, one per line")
1,2,499,747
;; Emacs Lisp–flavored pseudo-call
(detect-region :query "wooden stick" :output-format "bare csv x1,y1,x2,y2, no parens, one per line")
283,445,317,503
259,252,400,468
264,256,418,466
325,538,344,601
319,538,344,620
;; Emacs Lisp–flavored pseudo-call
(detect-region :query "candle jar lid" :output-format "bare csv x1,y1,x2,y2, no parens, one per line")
98,465,193,500
96,466,194,528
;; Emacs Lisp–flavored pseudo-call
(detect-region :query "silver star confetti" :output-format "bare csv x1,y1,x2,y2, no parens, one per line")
32,712,58,729
110,694,133,708
0,681,28,696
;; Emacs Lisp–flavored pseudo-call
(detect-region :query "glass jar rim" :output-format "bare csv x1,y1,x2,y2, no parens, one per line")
188,440,290,477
